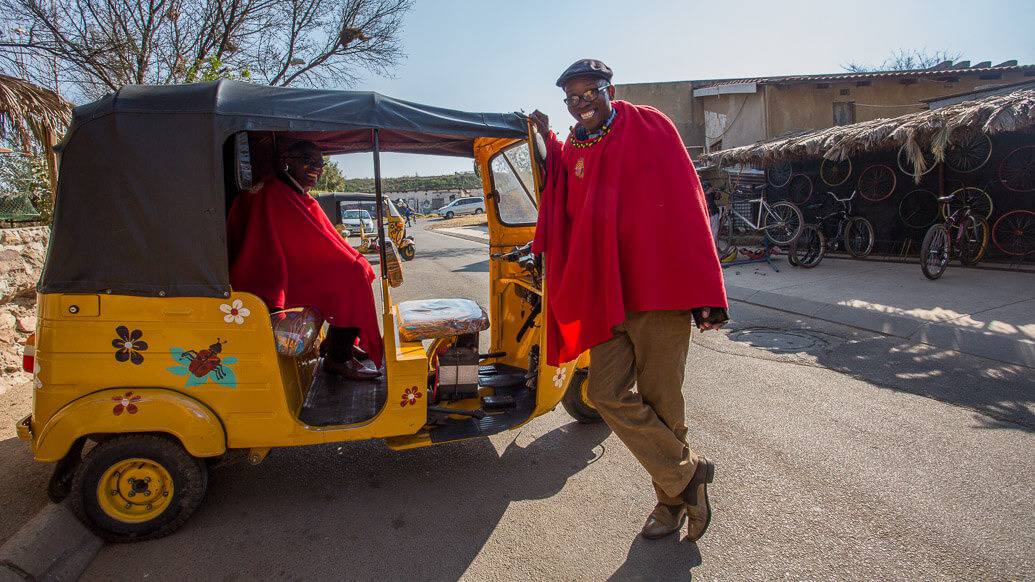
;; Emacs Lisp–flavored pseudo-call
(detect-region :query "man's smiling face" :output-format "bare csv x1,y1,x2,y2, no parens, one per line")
563,75,615,133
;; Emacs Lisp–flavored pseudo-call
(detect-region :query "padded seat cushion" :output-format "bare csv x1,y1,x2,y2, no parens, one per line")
396,299,489,342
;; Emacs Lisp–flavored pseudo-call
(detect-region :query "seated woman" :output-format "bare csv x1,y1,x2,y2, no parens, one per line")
227,140,383,380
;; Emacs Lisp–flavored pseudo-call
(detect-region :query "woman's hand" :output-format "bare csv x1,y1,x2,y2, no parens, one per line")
693,307,728,332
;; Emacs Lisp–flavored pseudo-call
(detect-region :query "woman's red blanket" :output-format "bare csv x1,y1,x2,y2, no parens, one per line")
228,177,383,365
532,100,727,366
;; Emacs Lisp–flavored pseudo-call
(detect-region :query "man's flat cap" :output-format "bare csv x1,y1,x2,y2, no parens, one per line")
555,59,613,87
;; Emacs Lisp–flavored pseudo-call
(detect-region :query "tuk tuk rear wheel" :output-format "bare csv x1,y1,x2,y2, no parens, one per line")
70,434,207,542
400,244,416,261
561,369,602,424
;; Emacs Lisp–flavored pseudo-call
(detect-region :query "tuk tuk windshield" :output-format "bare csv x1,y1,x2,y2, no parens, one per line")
489,142,538,225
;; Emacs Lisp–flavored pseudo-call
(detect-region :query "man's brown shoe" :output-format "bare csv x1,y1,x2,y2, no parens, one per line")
641,503,687,539
681,457,715,542
322,357,380,380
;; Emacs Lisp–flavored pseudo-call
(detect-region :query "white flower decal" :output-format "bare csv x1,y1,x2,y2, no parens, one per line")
220,299,251,325
553,367,568,389
33,360,42,389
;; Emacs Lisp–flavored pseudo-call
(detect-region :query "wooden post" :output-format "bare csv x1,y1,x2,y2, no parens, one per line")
42,129,58,202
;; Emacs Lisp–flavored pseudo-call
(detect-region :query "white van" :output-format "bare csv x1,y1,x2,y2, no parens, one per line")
435,197,485,219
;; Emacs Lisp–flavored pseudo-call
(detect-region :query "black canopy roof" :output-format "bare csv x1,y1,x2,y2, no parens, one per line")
39,80,528,298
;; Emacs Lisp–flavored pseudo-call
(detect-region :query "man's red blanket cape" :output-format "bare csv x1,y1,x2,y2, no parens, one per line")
532,100,727,366
227,177,383,366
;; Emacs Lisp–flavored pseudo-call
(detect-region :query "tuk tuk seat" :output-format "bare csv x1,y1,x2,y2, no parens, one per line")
396,299,489,342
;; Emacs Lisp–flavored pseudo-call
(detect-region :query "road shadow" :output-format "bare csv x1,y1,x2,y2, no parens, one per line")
454,259,490,273
609,535,702,581
0,437,52,545
720,309,1035,433
86,422,613,580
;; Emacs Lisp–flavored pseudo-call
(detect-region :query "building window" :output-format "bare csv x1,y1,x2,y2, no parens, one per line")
833,102,856,126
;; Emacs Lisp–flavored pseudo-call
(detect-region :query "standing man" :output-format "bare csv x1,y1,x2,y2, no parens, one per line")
531,60,729,543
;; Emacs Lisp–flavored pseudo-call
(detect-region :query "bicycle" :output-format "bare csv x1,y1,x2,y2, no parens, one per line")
715,185,804,263
801,190,875,258
919,192,989,280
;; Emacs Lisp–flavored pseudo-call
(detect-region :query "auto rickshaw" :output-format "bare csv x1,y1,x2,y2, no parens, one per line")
16,81,597,541
314,192,416,260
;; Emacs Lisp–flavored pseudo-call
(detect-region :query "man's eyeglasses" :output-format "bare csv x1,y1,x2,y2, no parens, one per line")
563,85,611,107
289,155,325,169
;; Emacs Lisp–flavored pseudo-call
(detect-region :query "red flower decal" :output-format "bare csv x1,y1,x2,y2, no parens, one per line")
112,391,142,416
400,386,422,407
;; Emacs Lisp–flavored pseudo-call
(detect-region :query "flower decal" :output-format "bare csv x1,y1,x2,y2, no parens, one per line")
220,299,251,325
553,367,568,389
112,391,142,416
32,360,42,390
401,386,422,407
112,326,148,365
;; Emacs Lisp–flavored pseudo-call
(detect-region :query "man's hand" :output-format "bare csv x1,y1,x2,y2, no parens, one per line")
530,110,550,138
693,307,727,332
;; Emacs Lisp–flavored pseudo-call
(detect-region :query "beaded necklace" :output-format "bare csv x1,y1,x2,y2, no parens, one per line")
568,108,618,149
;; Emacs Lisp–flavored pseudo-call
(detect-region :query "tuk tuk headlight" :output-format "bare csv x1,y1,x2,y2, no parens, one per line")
270,307,322,357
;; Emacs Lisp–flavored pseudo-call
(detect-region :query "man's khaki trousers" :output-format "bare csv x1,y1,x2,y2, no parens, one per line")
587,310,696,506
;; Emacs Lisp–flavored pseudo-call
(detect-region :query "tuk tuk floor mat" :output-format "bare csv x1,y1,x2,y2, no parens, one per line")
430,384,535,444
299,360,388,426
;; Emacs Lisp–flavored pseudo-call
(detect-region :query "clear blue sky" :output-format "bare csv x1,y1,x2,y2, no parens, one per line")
334,0,1035,178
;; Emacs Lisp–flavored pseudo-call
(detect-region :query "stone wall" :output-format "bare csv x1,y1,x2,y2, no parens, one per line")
1,227,48,394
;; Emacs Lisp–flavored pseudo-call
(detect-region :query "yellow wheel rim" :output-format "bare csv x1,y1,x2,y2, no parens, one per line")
579,376,596,410
96,458,174,523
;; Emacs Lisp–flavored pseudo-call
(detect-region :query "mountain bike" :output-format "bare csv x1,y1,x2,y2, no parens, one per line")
716,185,804,257
801,190,875,258
920,193,989,280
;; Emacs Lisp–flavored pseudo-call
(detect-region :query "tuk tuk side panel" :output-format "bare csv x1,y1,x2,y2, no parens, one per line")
31,292,311,454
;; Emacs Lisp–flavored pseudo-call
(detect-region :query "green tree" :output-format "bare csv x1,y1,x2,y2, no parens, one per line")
0,139,51,222
315,158,347,192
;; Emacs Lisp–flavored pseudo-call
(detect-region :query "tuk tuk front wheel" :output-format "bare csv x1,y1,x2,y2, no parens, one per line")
70,434,207,542
561,369,602,424
400,244,416,261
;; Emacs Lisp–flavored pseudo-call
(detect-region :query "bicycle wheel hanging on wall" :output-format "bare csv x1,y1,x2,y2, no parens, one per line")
898,188,940,229
787,173,813,205
944,126,992,173
998,146,1035,192
767,160,793,188
942,187,993,221
856,164,897,202
897,144,937,180
820,157,852,187
992,210,1035,256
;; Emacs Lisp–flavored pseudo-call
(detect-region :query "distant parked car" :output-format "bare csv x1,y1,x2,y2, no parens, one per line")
435,197,485,219
340,209,374,234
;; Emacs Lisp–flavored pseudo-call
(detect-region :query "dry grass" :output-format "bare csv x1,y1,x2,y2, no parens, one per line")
423,214,489,230
701,89,1035,183
0,75,73,151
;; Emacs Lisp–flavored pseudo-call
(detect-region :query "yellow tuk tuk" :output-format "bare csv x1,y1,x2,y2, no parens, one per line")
17,81,596,541
314,192,416,260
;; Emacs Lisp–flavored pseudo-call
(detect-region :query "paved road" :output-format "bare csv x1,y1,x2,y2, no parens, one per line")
12,221,1035,580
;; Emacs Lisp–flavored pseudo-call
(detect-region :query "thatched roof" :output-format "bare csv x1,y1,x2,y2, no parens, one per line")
700,89,1035,181
0,74,73,151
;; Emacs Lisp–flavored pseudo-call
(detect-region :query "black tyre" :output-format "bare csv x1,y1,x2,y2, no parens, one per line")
474,208,484,214
844,217,875,258
399,244,416,261
715,212,735,261
789,224,825,268
70,434,208,542
920,225,949,280
561,369,601,424
444,211,455,219
761,201,804,245
958,216,989,266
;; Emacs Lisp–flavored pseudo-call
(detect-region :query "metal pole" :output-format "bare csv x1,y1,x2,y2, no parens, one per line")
372,129,388,279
